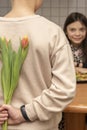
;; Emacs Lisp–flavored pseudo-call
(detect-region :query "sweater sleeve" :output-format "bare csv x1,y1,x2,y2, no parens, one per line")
25,27,76,121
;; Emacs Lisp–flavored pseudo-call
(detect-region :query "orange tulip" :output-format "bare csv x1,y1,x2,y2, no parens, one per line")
21,36,29,49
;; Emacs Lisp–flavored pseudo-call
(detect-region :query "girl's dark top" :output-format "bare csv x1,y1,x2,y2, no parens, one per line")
70,44,87,68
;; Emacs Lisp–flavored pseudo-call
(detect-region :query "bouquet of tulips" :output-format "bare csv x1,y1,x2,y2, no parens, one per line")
0,36,29,130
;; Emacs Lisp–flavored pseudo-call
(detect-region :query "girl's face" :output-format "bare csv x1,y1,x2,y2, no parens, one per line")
66,21,87,46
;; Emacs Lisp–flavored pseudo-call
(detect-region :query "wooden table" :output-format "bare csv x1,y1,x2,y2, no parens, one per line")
64,83,87,130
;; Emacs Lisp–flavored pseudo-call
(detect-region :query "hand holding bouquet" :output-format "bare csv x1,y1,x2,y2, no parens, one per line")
0,36,29,130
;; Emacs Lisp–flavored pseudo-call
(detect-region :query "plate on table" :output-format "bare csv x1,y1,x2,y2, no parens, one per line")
76,70,87,83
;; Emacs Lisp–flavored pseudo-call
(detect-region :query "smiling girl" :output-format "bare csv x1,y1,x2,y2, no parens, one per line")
64,12,87,68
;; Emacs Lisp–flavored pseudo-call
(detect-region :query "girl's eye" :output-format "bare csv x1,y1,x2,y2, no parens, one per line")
80,28,86,32
69,28,86,32
70,28,75,32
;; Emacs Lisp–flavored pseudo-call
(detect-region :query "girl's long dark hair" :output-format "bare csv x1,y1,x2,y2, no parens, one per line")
64,12,87,64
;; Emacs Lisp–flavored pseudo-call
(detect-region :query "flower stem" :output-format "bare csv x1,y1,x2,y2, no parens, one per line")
2,120,8,130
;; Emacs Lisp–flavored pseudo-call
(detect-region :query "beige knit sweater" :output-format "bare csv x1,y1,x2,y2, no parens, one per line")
0,15,76,130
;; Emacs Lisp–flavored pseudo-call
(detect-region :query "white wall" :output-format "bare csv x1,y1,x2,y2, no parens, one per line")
0,0,87,28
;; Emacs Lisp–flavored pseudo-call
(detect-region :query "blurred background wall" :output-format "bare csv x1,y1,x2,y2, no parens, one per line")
0,0,87,27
